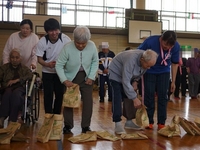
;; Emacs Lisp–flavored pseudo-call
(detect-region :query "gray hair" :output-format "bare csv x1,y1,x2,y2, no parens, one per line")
73,26,91,42
142,49,158,62
9,48,21,58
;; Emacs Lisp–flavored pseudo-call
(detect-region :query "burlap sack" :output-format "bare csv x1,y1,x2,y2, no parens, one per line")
179,117,200,135
0,130,11,144
37,114,54,143
63,84,80,108
158,115,181,137
121,133,148,140
11,132,30,142
0,129,11,135
194,117,200,128
171,115,181,125
49,114,63,140
0,122,21,144
96,131,120,141
68,131,97,143
136,105,149,127
186,121,200,135
158,125,181,137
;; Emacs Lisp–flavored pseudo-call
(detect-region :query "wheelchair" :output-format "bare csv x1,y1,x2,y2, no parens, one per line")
23,72,41,125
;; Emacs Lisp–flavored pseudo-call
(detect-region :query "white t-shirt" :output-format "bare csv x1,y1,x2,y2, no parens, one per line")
36,33,71,73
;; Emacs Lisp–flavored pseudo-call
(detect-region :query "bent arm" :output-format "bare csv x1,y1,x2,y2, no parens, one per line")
31,36,39,67
171,63,179,93
2,37,12,64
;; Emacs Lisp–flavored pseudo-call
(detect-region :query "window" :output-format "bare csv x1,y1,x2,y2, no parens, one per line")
1,1,9,21
146,0,200,32
9,1,24,21
146,0,161,11
23,1,36,14
186,0,199,13
0,0,37,22
61,4,75,25
47,0,134,27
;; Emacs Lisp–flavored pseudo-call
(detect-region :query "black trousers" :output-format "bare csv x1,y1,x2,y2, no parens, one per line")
0,87,25,122
174,69,187,97
42,72,65,114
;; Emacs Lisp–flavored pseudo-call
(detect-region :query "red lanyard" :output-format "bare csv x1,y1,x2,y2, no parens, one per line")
141,75,144,105
179,58,182,75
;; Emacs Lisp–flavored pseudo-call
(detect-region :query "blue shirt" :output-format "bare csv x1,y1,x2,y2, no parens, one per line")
138,35,180,74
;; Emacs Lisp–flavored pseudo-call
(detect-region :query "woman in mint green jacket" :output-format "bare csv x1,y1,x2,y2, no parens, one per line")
55,26,98,134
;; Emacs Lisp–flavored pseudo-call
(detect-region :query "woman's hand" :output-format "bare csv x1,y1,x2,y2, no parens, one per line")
31,64,36,70
85,78,93,85
63,80,73,87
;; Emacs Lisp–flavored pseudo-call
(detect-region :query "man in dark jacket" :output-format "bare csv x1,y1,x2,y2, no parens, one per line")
0,49,33,128
98,42,115,102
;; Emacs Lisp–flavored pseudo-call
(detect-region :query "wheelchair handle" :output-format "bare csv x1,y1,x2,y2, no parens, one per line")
28,74,36,97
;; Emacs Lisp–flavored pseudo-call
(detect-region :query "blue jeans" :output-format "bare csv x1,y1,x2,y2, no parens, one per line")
144,73,170,125
110,79,127,122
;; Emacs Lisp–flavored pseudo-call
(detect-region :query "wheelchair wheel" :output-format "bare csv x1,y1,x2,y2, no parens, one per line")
25,98,34,125
25,112,31,126
32,85,40,121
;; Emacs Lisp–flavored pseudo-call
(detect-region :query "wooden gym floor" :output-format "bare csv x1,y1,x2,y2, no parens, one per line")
0,90,200,150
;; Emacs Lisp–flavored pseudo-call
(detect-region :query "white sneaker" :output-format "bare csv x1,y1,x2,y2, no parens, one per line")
124,121,143,130
115,122,126,134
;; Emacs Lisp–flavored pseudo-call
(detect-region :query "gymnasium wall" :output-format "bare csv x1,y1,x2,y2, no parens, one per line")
0,28,200,76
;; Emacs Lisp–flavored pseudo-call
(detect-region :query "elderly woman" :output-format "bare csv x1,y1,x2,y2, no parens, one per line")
3,19,39,69
0,49,33,128
55,26,98,134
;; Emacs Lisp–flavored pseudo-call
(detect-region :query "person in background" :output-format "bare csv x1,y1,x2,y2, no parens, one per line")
174,57,187,100
3,19,39,69
55,26,98,134
174,58,183,100
109,49,158,134
98,42,115,102
186,48,200,99
36,18,71,114
125,47,132,51
180,57,188,97
0,49,33,128
138,31,180,130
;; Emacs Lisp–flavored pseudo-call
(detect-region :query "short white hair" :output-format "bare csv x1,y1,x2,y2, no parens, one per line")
73,26,91,42
142,49,158,62
9,48,21,58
